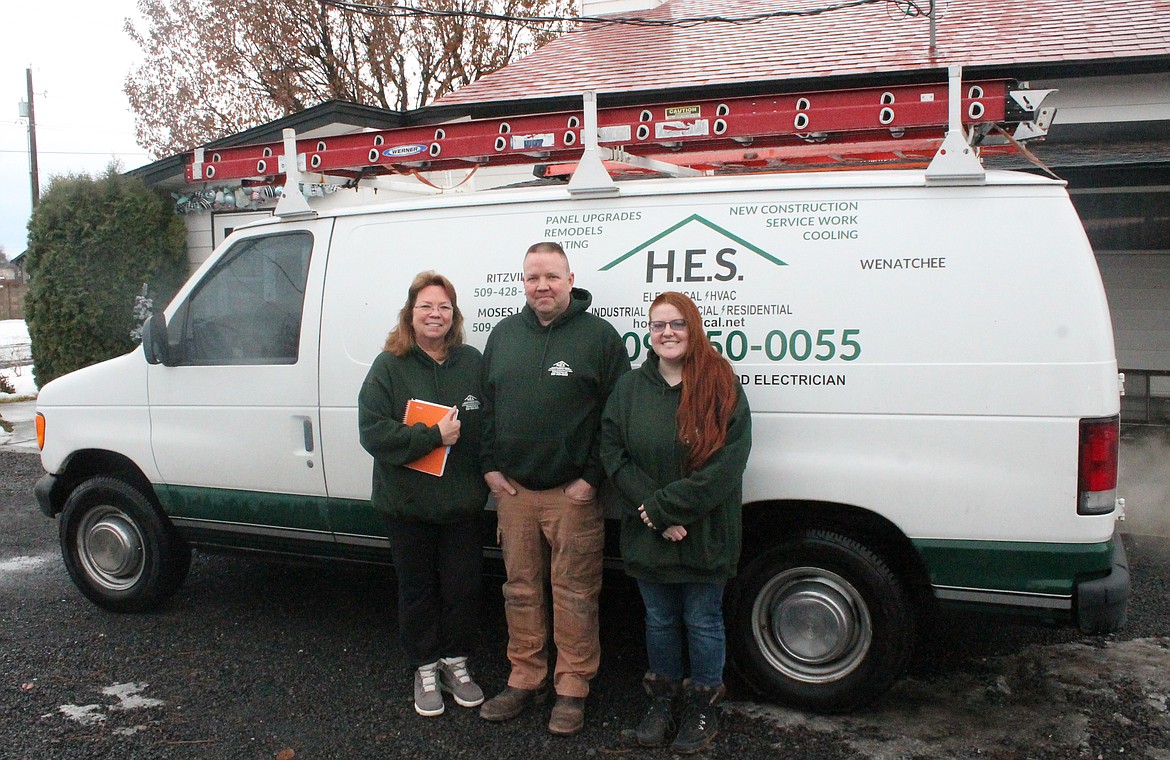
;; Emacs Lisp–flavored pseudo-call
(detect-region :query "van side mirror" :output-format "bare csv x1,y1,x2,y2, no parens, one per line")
141,313,171,366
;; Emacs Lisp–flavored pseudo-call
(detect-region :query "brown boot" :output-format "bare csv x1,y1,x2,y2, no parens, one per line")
479,684,549,722
548,695,586,736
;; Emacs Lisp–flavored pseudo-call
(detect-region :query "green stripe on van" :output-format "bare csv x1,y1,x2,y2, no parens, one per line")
912,537,1116,597
156,484,333,533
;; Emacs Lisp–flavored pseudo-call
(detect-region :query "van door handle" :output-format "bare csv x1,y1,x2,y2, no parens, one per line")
303,419,315,452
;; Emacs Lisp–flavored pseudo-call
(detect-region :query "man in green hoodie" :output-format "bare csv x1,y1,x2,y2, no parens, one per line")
479,241,630,736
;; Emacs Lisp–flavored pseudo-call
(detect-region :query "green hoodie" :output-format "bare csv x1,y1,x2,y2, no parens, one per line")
600,354,752,583
481,287,631,490
358,343,489,523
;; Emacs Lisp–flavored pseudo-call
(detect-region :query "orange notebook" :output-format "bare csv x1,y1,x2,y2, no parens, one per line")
403,398,453,477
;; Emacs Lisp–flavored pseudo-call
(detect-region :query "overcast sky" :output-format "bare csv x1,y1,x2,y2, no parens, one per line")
1,0,149,259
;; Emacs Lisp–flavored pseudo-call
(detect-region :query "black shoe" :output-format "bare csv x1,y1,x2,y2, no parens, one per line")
635,673,679,747
670,683,726,754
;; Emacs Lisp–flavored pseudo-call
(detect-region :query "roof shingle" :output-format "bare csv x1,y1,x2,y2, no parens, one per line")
438,0,1170,106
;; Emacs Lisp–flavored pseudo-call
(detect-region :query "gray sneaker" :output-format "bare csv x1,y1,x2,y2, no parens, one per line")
439,656,485,707
414,661,445,716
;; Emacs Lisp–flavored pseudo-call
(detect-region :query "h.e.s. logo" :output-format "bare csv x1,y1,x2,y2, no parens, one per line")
599,214,786,283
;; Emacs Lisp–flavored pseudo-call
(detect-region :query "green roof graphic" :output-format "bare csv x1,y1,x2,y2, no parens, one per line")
600,214,786,271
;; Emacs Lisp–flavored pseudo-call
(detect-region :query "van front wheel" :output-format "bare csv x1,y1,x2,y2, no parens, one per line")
728,530,914,712
59,477,191,613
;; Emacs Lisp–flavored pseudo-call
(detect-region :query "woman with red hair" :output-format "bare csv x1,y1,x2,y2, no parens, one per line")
600,291,752,754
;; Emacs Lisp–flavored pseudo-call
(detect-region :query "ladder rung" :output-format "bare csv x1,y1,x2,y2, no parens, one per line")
186,79,1036,183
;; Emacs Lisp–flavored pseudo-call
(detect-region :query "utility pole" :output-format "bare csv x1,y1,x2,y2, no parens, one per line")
928,2,938,60
24,67,41,210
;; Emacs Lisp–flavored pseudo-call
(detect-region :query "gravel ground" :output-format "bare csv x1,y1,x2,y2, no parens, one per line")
3,448,1169,760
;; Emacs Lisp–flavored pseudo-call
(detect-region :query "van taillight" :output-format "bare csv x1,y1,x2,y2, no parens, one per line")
1078,415,1119,515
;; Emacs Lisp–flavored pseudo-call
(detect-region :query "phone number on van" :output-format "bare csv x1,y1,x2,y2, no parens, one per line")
623,328,861,362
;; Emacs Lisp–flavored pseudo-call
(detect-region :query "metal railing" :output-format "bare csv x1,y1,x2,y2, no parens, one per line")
1121,370,1170,425
0,340,32,370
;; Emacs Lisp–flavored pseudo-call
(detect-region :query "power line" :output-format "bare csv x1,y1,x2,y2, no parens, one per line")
315,0,935,28
0,120,135,134
0,149,149,157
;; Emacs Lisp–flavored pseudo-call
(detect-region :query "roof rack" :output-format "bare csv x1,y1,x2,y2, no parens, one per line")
183,66,1054,203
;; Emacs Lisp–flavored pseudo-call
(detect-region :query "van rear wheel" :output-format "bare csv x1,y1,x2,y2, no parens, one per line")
728,529,914,712
59,477,191,613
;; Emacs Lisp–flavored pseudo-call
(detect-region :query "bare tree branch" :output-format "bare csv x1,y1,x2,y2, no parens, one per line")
124,0,576,157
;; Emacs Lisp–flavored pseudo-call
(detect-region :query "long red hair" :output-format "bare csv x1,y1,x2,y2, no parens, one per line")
650,292,740,472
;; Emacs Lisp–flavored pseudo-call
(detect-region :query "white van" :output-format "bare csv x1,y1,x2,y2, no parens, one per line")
33,82,1128,710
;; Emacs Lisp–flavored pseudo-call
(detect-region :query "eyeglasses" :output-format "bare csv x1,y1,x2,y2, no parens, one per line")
648,319,687,333
414,304,453,314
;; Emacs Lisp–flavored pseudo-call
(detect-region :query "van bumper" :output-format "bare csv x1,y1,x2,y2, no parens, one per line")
1075,528,1130,634
34,472,60,517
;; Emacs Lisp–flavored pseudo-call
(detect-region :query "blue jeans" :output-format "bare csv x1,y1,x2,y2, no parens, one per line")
636,579,726,688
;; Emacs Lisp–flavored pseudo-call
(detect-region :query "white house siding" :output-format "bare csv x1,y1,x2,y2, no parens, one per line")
1097,253,1170,373
1039,73,1170,128
184,221,212,272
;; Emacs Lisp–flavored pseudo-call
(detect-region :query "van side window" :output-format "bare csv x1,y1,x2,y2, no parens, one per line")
174,232,313,366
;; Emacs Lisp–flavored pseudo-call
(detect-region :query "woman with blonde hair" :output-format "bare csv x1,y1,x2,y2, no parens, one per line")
600,291,751,753
358,271,488,717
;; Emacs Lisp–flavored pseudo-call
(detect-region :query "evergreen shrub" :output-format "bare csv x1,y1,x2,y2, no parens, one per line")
25,167,188,387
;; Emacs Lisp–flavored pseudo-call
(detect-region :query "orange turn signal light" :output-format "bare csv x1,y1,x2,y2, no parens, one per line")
35,412,45,451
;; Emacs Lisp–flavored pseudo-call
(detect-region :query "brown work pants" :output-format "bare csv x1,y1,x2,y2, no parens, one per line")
497,482,604,698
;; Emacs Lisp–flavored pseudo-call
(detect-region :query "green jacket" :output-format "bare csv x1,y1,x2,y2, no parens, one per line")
600,355,752,583
358,344,489,523
481,288,631,490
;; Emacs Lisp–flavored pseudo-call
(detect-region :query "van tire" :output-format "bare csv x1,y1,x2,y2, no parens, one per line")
728,529,914,713
59,477,191,613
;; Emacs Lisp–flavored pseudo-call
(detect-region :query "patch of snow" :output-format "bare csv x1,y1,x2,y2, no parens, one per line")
1,364,37,397
103,682,164,711
0,553,54,574
0,319,35,399
0,319,28,343
113,725,151,736
58,704,106,726
737,637,1170,759
56,682,164,728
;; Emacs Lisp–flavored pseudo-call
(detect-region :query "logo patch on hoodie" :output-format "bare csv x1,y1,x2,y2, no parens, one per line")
547,361,573,377
461,395,481,411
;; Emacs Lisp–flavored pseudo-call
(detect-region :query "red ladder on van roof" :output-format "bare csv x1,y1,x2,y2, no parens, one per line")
185,78,1052,184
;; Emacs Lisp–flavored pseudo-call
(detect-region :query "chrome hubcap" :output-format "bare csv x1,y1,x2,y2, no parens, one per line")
753,567,872,683
77,506,145,591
